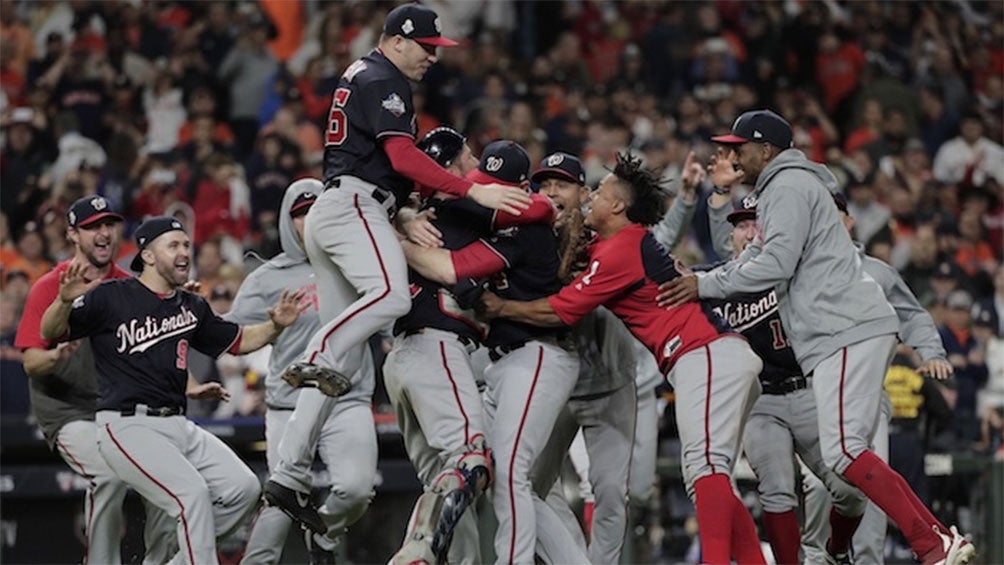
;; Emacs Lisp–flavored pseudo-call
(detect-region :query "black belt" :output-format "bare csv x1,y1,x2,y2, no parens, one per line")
325,177,397,215
488,333,574,362
489,341,525,362
119,405,185,417
761,373,812,395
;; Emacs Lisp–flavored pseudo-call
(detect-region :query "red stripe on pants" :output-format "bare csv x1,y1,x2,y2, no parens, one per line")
440,341,471,443
507,346,545,563
703,345,716,474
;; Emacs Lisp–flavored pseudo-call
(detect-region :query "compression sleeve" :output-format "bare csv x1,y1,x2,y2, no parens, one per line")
384,136,473,197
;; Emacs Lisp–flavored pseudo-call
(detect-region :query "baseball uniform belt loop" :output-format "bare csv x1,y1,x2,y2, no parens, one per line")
325,176,398,217
120,404,185,417
760,374,811,395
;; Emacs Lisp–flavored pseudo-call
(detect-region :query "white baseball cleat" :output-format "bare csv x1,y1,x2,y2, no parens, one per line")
927,525,976,565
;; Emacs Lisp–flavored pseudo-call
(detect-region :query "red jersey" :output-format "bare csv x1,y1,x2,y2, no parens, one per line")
16,260,131,351
549,224,732,373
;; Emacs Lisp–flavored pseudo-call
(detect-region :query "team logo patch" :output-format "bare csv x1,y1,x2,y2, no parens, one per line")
402,18,414,35
171,220,182,229
752,130,764,139
434,17,442,32
68,211,76,225
382,93,406,117
545,154,564,166
742,194,758,209
662,335,682,359
90,197,107,210
72,296,85,309
485,156,504,172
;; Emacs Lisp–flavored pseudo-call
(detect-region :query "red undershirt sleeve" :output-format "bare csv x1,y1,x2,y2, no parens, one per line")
384,136,473,197
450,241,508,279
493,193,555,228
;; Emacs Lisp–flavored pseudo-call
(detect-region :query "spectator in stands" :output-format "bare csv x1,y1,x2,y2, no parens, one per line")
918,84,958,158
142,68,186,153
191,152,250,247
7,223,52,285
218,15,278,159
845,178,890,245
940,290,989,443
244,133,295,240
0,294,29,417
901,224,942,305
1,107,51,234
933,113,1004,187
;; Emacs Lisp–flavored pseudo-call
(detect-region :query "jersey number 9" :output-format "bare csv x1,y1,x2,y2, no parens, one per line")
326,88,352,146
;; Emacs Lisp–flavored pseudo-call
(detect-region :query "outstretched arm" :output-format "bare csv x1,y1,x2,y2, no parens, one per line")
479,291,564,327
235,289,307,353
40,262,102,341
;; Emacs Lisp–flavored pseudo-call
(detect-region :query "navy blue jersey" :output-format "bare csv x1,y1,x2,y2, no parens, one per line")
395,197,494,341
323,49,417,204
703,289,802,384
481,223,564,348
66,278,241,411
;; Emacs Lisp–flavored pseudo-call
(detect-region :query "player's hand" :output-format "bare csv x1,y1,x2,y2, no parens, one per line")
918,358,954,381
708,151,744,189
269,289,308,328
182,280,202,294
186,381,231,402
680,151,706,199
405,208,443,248
58,260,102,303
468,184,533,216
477,291,505,320
656,274,699,307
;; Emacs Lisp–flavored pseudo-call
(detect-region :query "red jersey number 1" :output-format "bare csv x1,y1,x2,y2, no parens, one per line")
326,88,352,146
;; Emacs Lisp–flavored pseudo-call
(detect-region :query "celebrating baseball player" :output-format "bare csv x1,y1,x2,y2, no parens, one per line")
659,109,974,564
236,180,377,564
38,216,305,565
385,127,494,565
264,3,533,532
400,141,592,564
477,153,767,564
15,196,174,564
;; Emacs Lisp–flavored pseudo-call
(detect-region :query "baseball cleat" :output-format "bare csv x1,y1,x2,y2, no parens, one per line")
263,480,327,534
304,530,337,565
390,538,435,565
281,362,353,398
925,525,976,565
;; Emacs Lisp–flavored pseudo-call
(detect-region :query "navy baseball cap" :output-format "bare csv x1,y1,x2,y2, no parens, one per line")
712,109,793,149
290,192,317,217
932,261,962,281
727,201,757,225
531,152,586,185
418,127,466,168
384,3,458,47
130,216,186,272
466,140,530,187
67,196,124,228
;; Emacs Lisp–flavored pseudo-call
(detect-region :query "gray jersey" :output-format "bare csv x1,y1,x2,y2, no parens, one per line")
226,180,324,408
697,149,899,373
571,307,635,397
708,199,736,259
858,247,947,362
651,193,696,252
26,342,98,445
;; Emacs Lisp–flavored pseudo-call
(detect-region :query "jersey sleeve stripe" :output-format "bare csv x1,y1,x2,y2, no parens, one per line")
477,238,511,269
376,130,416,140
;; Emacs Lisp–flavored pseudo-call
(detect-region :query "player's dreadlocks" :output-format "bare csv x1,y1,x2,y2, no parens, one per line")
611,152,669,226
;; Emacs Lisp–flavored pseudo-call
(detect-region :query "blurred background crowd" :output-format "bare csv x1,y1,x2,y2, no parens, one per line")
0,0,1001,560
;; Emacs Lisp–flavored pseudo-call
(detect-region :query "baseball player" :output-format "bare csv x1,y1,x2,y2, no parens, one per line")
700,197,868,564
385,127,493,565
659,110,974,564
400,141,591,564
38,216,305,565
528,152,638,564
15,196,174,565
799,194,954,564
235,180,377,564
264,3,533,531
477,153,767,564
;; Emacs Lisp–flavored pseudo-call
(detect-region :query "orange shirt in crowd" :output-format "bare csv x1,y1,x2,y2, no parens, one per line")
262,0,304,62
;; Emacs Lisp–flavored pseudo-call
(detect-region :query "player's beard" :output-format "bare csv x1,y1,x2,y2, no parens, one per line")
156,258,190,288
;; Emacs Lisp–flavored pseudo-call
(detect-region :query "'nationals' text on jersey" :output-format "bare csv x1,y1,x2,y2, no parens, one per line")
65,278,241,411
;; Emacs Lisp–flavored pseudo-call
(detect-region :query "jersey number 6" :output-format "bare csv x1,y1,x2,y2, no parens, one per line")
326,88,352,146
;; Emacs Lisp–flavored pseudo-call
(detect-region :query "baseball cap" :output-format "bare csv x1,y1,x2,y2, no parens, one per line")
932,261,962,281
833,192,849,215
290,192,317,217
973,307,996,328
945,289,973,311
727,201,757,225
8,107,34,127
384,3,458,47
712,109,793,148
130,216,186,272
418,127,466,168
67,196,124,228
531,152,586,185
466,140,530,187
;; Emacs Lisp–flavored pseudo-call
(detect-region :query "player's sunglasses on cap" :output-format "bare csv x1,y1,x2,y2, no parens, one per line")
465,140,530,187
290,192,318,217
531,152,586,186
418,126,466,168
67,196,124,228
130,216,186,272
712,109,793,149
384,3,458,47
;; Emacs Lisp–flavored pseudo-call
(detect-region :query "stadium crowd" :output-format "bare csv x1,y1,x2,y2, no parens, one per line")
1,0,1002,561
